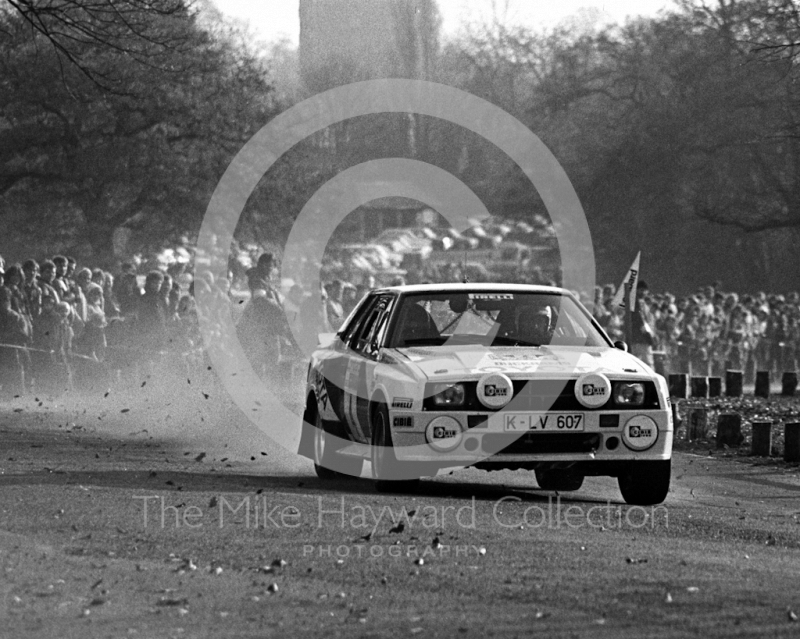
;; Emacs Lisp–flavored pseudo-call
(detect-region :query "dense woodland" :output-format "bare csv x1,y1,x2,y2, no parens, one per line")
2,0,800,293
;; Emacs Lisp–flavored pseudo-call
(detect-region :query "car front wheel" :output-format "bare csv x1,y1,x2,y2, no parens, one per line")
313,412,363,480
618,459,671,505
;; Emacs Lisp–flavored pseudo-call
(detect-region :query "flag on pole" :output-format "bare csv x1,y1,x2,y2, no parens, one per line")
611,251,641,309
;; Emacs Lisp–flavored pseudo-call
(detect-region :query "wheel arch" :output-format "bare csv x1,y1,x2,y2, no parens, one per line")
297,391,318,459
368,389,389,439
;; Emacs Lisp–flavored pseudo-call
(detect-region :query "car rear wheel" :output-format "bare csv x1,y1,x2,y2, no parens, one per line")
371,404,420,493
313,412,363,480
618,459,671,505
535,468,584,492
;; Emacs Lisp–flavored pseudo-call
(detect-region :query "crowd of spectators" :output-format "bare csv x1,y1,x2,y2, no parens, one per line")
0,253,204,398
0,248,369,400
592,282,800,380
2,248,798,399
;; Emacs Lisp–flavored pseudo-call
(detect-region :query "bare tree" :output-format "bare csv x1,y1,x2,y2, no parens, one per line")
2,0,196,89
0,1,281,261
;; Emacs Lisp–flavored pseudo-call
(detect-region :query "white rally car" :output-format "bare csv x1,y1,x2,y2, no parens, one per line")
298,283,672,505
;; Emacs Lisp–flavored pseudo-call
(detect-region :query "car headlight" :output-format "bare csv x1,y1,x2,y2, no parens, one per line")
431,383,466,407
613,382,645,406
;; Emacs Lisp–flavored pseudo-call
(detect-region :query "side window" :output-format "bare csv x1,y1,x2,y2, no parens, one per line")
353,296,393,356
340,295,379,348
362,296,395,353
352,308,381,354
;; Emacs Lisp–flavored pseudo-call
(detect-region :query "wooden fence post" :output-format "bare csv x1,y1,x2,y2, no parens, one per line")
751,422,772,457
691,376,708,399
725,370,743,397
785,423,800,463
688,408,708,441
781,372,798,397
716,413,743,448
755,371,770,398
669,374,688,400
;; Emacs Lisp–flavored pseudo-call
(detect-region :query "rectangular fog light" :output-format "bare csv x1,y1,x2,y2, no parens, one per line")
468,415,489,429
599,414,620,428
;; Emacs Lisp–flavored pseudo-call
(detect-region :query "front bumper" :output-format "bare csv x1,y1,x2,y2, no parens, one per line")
389,408,673,464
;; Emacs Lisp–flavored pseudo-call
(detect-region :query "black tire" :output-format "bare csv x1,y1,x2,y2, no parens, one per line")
312,411,363,480
618,459,671,505
371,403,420,493
535,468,584,492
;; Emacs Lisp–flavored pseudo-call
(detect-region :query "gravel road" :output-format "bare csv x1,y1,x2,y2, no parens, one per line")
1,385,800,638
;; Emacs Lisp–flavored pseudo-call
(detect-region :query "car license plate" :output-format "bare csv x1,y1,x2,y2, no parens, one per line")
503,413,585,432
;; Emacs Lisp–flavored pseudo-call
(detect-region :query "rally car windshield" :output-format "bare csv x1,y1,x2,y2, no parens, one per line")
386,291,609,349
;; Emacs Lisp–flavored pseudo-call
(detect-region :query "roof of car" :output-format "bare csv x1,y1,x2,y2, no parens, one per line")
372,283,569,295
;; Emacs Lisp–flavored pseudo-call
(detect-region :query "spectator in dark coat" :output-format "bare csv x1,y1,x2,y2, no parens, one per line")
31,294,70,394
135,271,168,354
0,264,32,396
115,270,142,319
51,255,71,304
22,259,42,319
38,260,60,305
1,264,32,345
630,280,656,367
237,267,286,383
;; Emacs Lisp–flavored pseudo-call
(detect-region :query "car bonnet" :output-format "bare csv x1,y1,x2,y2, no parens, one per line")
392,345,653,381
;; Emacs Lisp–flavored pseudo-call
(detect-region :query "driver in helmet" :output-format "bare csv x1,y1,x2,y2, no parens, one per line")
518,305,554,345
